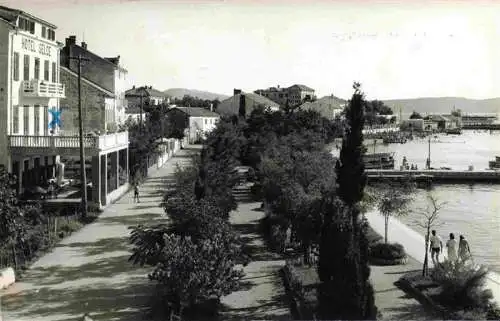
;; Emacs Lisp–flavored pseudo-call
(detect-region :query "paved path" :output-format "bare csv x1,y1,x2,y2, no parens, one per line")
367,210,500,311
0,146,198,321
219,201,290,320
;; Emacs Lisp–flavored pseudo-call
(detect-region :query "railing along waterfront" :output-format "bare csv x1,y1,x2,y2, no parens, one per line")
366,169,500,183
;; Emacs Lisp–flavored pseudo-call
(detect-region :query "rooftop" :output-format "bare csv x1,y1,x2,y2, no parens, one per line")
170,107,220,118
0,5,57,29
125,86,166,98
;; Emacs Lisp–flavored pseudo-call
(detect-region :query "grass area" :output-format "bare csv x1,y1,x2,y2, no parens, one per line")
0,211,100,278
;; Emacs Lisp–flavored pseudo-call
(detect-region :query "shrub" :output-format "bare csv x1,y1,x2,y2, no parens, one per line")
370,242,406,260
431,260,493,311
57,219,84,237
366,225,383,248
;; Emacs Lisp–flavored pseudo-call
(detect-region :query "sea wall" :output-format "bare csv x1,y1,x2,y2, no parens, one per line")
365,210,500,306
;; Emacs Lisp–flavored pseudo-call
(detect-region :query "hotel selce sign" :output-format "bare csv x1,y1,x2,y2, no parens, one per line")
21,37,51,57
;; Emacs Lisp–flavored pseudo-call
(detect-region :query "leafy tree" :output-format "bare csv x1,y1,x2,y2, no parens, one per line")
409,111,423,119
373,179,415,243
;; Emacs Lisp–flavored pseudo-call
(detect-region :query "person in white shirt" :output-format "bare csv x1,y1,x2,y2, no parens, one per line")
446,233,458,263
429,230,443,266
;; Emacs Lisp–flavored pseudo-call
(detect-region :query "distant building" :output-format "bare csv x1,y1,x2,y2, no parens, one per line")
217,89,280,118
254,84,316,107
125,85,169,109
60,35,128,128
166,107,220,144
424,114,461,131
299,95,345,120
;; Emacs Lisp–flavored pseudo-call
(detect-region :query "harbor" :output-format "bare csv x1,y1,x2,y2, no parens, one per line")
332,130,500,273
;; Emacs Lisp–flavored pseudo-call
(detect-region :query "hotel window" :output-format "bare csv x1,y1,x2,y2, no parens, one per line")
51,62,56,82
12,106,19,134
13,52,19,81
47,29,55,41
18,18,34,33
23,105,30,135
34,58,40,79
44,60,49,81
42,26,46,38
23,55,30,80
34,105,40,135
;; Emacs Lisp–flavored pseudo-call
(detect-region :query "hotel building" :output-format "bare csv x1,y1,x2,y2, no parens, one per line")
0,6,130,209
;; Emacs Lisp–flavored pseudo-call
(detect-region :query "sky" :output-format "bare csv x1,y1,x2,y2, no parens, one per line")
3,0,500,100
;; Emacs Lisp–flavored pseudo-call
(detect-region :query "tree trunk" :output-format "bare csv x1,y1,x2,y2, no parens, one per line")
11,243,18,270
384,214,389,244
422,225,430,276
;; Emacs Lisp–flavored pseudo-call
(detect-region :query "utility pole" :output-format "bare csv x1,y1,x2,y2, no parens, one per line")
69,54,91,218
139,87,144,133
426,135,431,170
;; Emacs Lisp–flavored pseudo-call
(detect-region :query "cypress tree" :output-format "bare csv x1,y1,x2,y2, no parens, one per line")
318,82,377,320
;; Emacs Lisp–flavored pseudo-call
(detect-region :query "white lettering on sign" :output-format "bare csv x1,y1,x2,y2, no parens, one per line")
21,37,51,57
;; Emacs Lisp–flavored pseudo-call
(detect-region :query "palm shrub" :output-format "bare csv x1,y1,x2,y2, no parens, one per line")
432,260,493,311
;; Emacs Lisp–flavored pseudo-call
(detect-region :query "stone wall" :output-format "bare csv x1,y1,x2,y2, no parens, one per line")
59,68,106,133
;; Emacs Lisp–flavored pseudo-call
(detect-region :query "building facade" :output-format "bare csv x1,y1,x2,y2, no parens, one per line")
0,5,65,190
254,84,316,107
166,107,220,144
60,36,128,128
0,7,130,209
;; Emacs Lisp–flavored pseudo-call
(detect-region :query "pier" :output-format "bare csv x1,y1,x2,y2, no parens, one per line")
366,169,500,183
462,123,500,130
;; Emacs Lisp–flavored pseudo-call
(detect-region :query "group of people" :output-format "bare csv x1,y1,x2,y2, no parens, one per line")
429,230,472,266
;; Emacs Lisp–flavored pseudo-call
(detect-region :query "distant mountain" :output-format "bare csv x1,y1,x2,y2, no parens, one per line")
164,88,229,101
382,97,500,118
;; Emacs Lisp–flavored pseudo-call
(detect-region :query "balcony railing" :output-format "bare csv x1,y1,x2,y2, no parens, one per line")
8,132,129,151
22,80,65,98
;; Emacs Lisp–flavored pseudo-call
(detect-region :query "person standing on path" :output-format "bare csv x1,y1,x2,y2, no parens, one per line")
458,235,472,263
429,230,443,266
446,233,458,263
133,183,140,203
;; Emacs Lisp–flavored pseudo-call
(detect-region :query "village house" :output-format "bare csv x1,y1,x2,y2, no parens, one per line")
125,85,169,109
254,84,316,107
166,107,220,144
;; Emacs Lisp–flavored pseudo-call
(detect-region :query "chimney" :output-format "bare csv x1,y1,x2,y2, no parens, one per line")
234,88,242,95
65,35,76,46
81,41,87,49
132,85,135,89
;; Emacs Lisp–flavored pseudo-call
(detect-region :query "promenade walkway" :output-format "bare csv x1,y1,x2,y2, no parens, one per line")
219,201,290,320
366,210,500,307
0,146,197,321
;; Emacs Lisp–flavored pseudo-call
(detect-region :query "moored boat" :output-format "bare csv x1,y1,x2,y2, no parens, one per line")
363,152,395,169
445,128,462,135
489,156,500,170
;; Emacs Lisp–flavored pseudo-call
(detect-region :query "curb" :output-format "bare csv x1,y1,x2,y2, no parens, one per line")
369,255,408,266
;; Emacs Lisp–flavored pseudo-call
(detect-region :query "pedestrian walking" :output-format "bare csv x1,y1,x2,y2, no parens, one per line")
133,183,140,203
458,235,472,263
446,233,458,263
429,230,443,266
